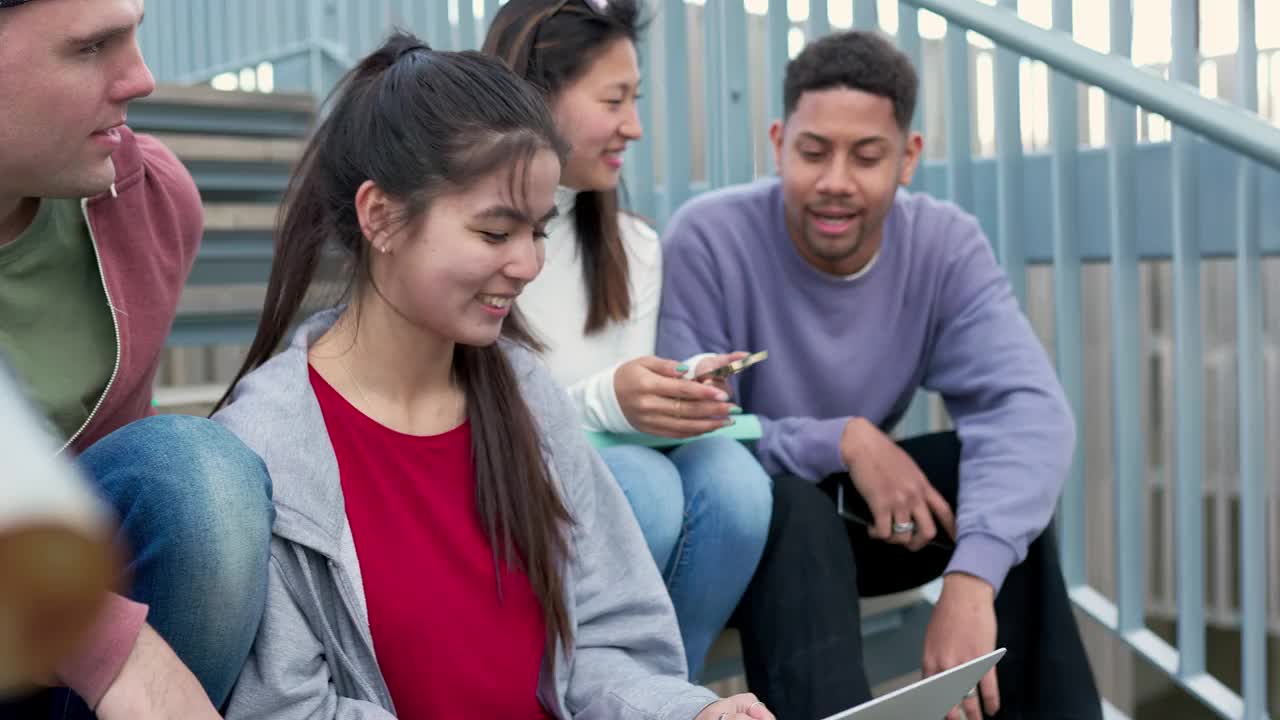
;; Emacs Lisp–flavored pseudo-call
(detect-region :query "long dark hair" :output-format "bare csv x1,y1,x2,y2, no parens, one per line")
483,0,647,335
215,33,575,652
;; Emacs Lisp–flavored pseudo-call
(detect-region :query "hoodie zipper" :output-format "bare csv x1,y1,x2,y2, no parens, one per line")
282,535,393,710
327,556,396,711
60,191,122,454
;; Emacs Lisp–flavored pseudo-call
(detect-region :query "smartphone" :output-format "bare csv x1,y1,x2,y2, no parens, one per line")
836,482,956,552
693,350,769,382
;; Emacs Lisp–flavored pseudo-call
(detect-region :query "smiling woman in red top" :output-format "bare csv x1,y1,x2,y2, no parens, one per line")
212,31,773,720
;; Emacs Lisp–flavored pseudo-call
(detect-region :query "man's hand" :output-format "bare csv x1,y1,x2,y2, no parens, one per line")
923,573,1000,720
614,356,737,438
694,693,774,720
839,418,955,550
95,624,220,720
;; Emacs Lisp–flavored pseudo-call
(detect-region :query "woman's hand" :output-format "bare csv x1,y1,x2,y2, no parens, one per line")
614,356,739,438
694,693,774,720
691,352,750,398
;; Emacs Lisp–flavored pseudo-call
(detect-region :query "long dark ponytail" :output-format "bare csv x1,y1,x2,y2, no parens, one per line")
215,32,574,652
483,0,647,335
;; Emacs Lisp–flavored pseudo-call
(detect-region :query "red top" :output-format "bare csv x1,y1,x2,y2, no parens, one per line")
310,366,553,719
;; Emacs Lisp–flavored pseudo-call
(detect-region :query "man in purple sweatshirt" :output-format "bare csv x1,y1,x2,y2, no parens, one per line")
658,31,1100,720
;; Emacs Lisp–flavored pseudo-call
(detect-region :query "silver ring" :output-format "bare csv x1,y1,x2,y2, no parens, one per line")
892,520,916,534
748,702,765,712
717,714,729,720
964,688,978,698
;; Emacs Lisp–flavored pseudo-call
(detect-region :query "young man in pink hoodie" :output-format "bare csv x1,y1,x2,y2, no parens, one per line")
0,0,272,716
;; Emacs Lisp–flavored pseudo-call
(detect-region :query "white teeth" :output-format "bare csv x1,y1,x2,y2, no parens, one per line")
478,295,513,308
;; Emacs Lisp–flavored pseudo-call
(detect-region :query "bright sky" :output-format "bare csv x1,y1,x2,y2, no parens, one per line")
226,0,1280,138
672,0,1280,145
684,0,1280,61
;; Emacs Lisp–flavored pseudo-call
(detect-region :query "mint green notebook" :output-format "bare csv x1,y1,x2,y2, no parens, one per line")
586,414,763,449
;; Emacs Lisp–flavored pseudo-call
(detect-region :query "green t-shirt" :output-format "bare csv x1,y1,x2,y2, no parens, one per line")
0,199,117,441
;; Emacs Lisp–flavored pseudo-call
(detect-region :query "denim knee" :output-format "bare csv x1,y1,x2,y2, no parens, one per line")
669,436,772,550
78,415,273,704
599,444,685,568
80,415,273,563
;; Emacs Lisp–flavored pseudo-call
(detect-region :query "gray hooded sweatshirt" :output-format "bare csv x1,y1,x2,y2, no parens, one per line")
213,311,719,720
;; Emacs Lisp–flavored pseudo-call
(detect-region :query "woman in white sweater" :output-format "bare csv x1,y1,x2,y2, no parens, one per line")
484,0,773,680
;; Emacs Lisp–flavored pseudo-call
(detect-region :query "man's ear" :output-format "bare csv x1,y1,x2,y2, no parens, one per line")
769,119,786,171
899,131,924,187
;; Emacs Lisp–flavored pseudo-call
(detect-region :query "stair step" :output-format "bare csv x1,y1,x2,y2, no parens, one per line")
178,284,266,315
131,84,315,139
153,383,227,411
154,133,304,164
203,204,279,232
139,84,315,114
190,207,276,287
701,588,929,685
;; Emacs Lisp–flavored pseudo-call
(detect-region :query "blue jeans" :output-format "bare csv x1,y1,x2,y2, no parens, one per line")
49,415,273,717
599,436,772,680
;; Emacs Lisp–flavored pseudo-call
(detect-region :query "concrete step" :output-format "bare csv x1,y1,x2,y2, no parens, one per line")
153,133,304,164
153,383,227,413
178,284,266,316
131,85,315,139
141,84,315,113
701,588,930,685
188,208,277,288
203,203,278,232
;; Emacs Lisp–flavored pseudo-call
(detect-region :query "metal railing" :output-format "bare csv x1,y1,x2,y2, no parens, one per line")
891,3,1275,718
138,1,1279,717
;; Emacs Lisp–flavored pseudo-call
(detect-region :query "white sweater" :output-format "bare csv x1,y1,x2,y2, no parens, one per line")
519,188,674,433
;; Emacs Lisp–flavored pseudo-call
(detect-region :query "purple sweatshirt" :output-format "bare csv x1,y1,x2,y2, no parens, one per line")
657,178,1074,591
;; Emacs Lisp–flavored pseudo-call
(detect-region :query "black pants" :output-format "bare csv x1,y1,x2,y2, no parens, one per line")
0,692,52,719
730,432,1102,720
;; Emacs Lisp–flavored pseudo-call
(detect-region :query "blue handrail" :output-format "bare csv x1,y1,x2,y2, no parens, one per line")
902,0,1280,171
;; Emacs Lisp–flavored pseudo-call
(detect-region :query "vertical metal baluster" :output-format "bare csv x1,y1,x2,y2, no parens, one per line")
1107,0,1145,635
1171,0,1205,678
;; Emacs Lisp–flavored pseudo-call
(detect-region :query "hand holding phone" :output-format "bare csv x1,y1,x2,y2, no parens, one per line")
694,350,768,383
614,356,739,438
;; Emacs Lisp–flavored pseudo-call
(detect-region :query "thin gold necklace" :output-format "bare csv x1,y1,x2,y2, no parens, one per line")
340,357,466,426
340,356,376,412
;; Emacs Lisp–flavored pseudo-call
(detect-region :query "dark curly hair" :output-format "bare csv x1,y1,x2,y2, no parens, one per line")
784,29,918,130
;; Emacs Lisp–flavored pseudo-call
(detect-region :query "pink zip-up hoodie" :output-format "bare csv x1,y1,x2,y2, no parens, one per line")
53,126,204,707
68,126,203,454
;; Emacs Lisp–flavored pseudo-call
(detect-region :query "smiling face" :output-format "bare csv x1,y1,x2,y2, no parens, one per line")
551,37,643,192
364,148,563,349
770,86,922,276
0,0,154,200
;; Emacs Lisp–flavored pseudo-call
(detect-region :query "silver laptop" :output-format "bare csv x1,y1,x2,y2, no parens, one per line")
819,648,1006,720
